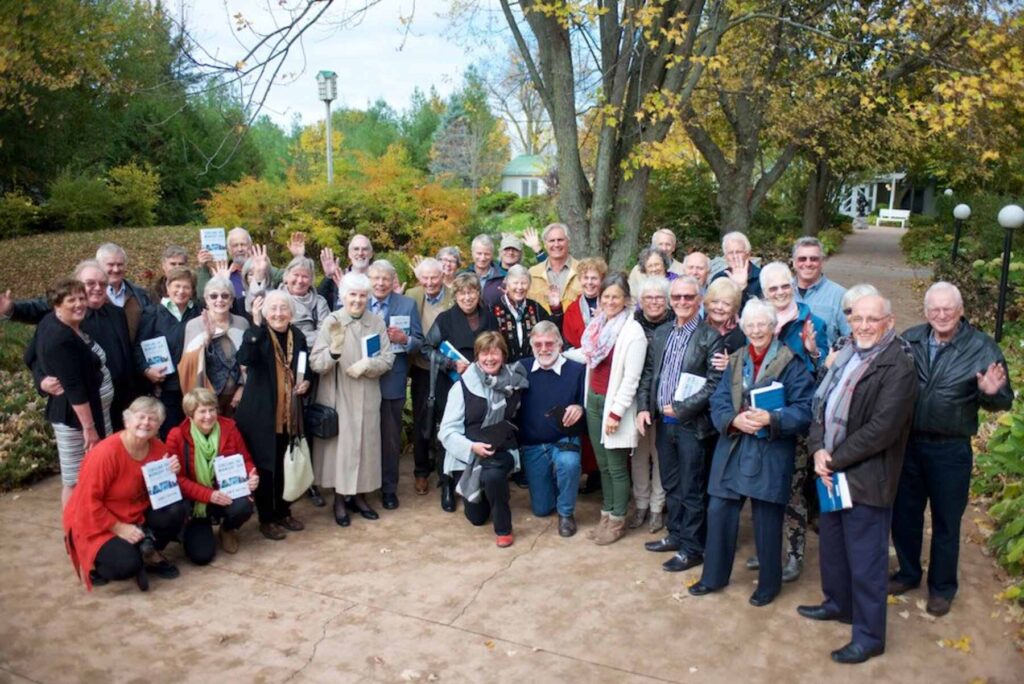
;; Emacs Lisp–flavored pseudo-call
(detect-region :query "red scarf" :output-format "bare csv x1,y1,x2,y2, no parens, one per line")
748,344,768,381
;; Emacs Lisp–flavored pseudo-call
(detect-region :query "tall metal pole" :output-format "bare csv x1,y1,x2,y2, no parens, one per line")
995,226,1013,343
325,100,334,185
951,218,963,263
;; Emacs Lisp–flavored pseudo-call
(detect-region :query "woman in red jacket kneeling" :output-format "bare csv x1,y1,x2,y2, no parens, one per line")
166,388,258,564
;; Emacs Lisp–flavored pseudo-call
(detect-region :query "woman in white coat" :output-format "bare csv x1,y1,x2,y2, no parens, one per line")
309,273,395,527
579,272,648,545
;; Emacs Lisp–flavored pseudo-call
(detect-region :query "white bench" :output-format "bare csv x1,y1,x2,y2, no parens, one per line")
877,208,911,228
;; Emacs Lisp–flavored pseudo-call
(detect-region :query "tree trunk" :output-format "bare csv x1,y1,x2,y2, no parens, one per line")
801,156,833,236
607,167,652,271
714,171,755,236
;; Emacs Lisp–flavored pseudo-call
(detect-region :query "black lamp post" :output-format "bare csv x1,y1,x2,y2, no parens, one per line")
994,204,1024,343
951,203,971,263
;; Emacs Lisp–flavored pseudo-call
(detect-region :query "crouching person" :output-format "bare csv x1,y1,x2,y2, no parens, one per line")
516,321,586,537
166,388,257,564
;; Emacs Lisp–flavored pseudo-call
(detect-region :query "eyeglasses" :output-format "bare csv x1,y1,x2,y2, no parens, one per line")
745,321,772,330
926,306,959,316
765,283,792,295
794,255,822,263
670,293,699,302
641,295,666,302
207,292,232,301
842,308,852,316
849,316,889,326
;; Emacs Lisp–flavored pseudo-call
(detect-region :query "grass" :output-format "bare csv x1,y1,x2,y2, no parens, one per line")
0,224,197,490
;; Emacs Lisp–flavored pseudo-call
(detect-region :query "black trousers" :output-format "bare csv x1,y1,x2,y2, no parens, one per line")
380,398,404,494
93,501,187,581
183,497,254,565
891,436,973,599
455,451,515,536
410,367,437,478
155,388,184,441
655,423,707,556
255,434,291,524
819,503,892,652
700,494,785,600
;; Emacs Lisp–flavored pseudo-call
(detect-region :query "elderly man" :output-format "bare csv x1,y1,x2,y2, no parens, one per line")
890,282,1013,617
96,242,151,340
197,227,289,303
683,252,711,291
637,276,725,572
482,235,527,306
792,237,849,347
367,260,424,509
2,260,139,431
516,321,586,537
629,229,686,294
406,257,453,494
799,293,917,664
318,233,374,309
148,245,188,302
710,231,762,305
528,223,581,313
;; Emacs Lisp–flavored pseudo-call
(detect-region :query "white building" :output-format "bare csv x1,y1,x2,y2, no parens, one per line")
500,155,549,198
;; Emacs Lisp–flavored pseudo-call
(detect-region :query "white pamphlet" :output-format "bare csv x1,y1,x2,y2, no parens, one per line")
214,454,250,500
296,351,308,385
141,336,175,375
388,315,411,353
142,458,183,509
200,227,227,261
673,372,707,402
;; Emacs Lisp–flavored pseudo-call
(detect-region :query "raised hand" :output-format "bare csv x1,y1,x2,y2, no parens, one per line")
977,361,1008,395
251,295,265,326
212,260,230,280
522,226,542,253
726,251,749,286
288,231,306,258
319,247,338,280
801,319,818,357
250,244,270,281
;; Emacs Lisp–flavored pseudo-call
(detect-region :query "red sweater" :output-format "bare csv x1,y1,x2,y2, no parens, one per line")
563,297,587,349
165,416,255,504
63,434,168,590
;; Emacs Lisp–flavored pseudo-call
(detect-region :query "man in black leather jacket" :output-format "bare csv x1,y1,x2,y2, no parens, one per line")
636,276,725,572
890,282,1013,617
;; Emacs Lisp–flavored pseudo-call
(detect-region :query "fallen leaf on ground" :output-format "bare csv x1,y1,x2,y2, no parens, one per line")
686,577,700,588
937,635,972,653
372,656,385,665
635,579,645,585
484,640,495,650
379,547,391,554
400,669,422,681
671,592,686,603
689,667,698,673
506,650,517,657
916,599,928,612
898,610,910,619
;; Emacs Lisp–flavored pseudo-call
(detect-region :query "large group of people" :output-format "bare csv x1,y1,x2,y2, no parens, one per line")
0,222,1012,666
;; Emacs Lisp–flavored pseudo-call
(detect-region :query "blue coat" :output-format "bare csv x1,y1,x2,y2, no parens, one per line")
707,343,814,505
778,301,828,374
373,292,424,400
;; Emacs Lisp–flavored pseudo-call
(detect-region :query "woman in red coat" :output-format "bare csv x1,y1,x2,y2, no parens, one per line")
166,387,258,564
63,396,186,592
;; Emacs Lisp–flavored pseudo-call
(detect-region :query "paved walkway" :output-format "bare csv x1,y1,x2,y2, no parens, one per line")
1,227,1020,683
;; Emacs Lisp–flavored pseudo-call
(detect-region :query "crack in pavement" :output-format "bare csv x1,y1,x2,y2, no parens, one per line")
283,603,357,682
447,518,552,626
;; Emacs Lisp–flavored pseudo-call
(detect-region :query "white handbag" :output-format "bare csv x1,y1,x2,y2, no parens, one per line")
281,436,314,502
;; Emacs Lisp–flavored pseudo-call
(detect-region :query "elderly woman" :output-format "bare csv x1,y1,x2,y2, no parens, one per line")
309,273,395,526
437,246,462,288
439,332,529,547
563,257,607,349
63,396,187,592
628,275,672,532
166,388,257,564
579,273,648,545
423,272,499,511
705,278,746,354
235,290,311,541
688,299,814,607
490,264,555,362
637,247,677,284
178,277,249,415
30,278,115,508
248,253,330,349
759,261,828,582
135,267,201,438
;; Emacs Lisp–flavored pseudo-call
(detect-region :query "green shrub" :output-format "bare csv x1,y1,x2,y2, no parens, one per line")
476,191,519,214
46,170,115,232
108,162,162,227
901,224,951,265
0,370,56,491
0,191,42,239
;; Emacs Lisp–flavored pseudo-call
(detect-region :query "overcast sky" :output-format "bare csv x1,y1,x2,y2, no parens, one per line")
170,0,492,128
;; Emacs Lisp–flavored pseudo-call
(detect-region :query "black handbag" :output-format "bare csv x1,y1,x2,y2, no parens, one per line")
304,403,338,439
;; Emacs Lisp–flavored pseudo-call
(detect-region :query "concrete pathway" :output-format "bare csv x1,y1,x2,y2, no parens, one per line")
1,227,1020,683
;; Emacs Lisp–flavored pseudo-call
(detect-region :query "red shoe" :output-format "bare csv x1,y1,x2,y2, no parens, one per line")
496,534,515,548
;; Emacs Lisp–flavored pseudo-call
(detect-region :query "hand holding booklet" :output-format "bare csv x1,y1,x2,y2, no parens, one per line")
816,472,853,513
673,372,707,403
438,341,469,381
141,336,175,375
142,458,182,509
749,381,784,438
214,454,250,499
361,333,382,359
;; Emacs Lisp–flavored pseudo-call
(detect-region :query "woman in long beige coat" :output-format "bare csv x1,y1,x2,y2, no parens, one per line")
309,272,394,527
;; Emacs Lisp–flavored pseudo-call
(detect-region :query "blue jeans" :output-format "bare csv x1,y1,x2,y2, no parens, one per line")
521,439,582,517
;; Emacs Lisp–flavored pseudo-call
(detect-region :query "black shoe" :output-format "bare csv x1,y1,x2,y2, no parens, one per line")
663,553,703,572
830,642,884,664
797,604,853,624
926,595,952,617
887,574,919,595
688,581,716,597
558,515,577,538
749,591,776,607
333,498,351,527
145,559,180,580
645,537,680,553
382,492,400,510
441,477,456,512
135,567,149,592
307,485,326,507
88,570,109,587
345,496,379,520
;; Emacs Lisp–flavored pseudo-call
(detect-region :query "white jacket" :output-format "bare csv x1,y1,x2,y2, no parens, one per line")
583,317,648,450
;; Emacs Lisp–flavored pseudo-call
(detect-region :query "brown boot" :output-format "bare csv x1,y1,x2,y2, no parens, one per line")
594,515,626,545
586,511,610,540
414,476,429,495
219,527,240,554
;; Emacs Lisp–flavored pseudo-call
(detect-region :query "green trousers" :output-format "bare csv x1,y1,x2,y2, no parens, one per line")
586,390,631,517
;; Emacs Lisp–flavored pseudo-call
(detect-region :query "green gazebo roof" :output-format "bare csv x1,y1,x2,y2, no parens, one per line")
501,154,547,177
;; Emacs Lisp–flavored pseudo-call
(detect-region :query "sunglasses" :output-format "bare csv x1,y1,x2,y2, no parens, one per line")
794,255,822,263
670,293,699,302
766,283,792,295
207,292,232,301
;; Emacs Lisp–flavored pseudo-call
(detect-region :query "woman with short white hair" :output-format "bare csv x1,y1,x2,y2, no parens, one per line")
490,264,555,362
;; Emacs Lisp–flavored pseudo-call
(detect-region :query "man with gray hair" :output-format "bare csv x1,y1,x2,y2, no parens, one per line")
148,244,188,302
890,281,1013,617
682,252,711,291
527,223,582,312
95,242,151,340
197,227,288,302
367,259,423,509
792,236,849,347
515,321,587,537
710,231,762,305
628,229,686,294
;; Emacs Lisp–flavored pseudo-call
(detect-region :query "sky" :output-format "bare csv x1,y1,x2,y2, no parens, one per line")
169,0,494,128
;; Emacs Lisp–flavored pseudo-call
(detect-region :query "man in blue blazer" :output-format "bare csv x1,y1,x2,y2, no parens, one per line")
368,260,424,509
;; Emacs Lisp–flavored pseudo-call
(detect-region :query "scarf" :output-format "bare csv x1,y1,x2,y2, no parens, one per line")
813,328,897,452
581,308,629,369
189,420,221,518
501,295,528,347
774,301,799,336
268,326,296,435
473,362,530,428
581,296,598,327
